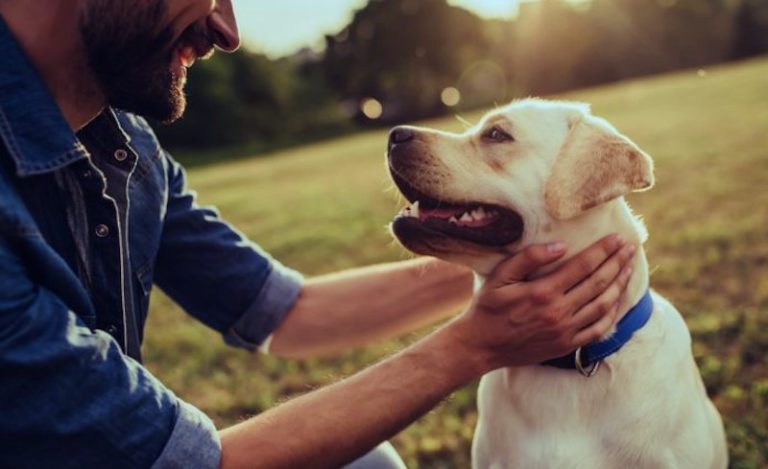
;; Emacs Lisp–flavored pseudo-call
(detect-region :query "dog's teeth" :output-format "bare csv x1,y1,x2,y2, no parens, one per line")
460,212,473,223
400,205,419,219
449,216,458,224
412,201,420,218
473,207,486,220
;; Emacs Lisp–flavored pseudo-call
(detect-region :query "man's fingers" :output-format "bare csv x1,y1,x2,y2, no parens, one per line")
570,265,632,332
566,244,636,308
572,300,621,347
486,242,567,290
550,235,625,292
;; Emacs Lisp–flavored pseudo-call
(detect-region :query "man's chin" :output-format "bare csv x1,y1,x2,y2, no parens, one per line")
154,92,186,124
108,77,186,124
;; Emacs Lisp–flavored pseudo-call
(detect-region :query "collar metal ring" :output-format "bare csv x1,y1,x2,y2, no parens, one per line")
574,347,601,377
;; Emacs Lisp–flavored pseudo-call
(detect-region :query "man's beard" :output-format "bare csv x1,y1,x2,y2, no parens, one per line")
79,0,211,123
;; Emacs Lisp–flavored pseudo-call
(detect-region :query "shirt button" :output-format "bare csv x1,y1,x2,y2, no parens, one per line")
95,224,110,238
82,169,93,178
114,149,129,161
106,325,118,335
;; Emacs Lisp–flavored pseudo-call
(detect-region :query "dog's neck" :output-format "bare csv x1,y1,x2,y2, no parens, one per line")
540,199,649,325
479,198,649,329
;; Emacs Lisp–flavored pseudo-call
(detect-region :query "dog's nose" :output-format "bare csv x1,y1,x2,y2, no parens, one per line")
389,127,415,146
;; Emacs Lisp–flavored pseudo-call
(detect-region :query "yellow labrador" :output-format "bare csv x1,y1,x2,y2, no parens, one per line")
386,99,727,468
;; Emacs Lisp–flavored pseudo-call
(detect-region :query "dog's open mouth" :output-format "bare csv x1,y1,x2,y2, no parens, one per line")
391,173,524,247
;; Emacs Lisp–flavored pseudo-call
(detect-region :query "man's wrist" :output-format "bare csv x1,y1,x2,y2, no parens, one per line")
426,320,494,384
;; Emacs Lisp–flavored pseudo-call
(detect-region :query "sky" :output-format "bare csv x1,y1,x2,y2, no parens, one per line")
232,0,522,58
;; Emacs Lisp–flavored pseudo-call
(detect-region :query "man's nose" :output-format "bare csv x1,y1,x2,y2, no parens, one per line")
389,126,416,151
208,0,240,52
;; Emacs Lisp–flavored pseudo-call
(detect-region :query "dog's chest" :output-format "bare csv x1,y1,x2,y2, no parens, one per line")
475,366,610,466
474,366,646,469
471,301,718,469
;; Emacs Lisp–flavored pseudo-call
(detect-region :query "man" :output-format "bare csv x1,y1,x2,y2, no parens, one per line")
0,1,635,468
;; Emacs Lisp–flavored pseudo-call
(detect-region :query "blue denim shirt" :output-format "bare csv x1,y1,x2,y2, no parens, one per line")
0,16,303,469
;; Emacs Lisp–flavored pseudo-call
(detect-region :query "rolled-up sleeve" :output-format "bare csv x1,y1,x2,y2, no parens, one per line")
154,154,303,350
224,259,303,351
0,239,221,469
152,400,220,469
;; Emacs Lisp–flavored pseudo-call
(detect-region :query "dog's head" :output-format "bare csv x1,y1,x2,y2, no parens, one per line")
386,99,654,274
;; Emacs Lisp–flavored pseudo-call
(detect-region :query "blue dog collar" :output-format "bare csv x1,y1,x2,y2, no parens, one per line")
542,290,654,376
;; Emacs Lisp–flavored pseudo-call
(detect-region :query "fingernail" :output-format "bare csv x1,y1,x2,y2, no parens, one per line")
620,267,633,281
547,242,566,254
612,234,626,247
625,244,636,257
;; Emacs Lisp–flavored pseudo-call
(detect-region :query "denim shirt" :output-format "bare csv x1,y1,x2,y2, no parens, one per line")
0,17,302,469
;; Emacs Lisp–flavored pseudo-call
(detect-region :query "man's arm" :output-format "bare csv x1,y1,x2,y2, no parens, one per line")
220,236,635,469
155,150,472,358
269,257,473,358
0,237,221,468
153,153,304,350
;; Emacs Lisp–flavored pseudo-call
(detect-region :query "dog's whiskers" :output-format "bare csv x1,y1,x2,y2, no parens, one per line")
455,114,473,130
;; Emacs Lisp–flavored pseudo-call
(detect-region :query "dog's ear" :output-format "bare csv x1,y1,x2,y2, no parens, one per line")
544,116,654,220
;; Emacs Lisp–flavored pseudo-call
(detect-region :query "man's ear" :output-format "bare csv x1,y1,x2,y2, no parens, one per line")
544,116,654,220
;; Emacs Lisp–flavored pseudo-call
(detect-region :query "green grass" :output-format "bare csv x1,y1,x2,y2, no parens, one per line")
143,57,768,468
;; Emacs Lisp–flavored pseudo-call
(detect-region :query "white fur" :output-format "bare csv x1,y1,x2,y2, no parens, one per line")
389,99,727,468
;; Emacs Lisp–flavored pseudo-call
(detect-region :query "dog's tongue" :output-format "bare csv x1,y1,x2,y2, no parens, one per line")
420,207,460,219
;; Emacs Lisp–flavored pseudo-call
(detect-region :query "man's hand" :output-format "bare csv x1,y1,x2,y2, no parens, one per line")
447,234,636,372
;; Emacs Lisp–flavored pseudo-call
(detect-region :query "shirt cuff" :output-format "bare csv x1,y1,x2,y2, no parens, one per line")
151,400,221,469
224,261,303,351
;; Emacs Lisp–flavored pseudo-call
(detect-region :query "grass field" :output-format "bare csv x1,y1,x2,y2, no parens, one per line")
144,57,768,468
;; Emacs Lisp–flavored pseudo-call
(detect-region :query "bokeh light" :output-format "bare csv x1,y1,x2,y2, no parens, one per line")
361,98,383,119
441,87,461,107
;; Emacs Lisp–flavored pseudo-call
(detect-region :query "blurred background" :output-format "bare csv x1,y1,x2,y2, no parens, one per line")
144,1,768,467
155,0,768,163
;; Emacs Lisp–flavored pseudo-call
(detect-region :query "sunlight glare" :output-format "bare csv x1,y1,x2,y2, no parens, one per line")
447,0,520,19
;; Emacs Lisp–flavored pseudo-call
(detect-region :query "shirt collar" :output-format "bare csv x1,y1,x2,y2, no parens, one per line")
0,15,88,177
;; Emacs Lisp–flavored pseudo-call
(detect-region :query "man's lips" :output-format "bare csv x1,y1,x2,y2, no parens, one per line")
174,23,215,69
177,46,197,68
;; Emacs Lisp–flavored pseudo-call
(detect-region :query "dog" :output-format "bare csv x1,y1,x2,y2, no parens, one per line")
386,99,727,468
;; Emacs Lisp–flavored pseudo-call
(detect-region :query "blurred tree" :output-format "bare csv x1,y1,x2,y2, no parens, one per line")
156,50,286,148
512,0,612,94
322,0,492,122
155,49,350,153
512,0,743,95
732,0,768,58
154,0,768,162
595,0,740,76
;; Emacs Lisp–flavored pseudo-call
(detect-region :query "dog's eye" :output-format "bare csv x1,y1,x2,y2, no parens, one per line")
483,126,513,143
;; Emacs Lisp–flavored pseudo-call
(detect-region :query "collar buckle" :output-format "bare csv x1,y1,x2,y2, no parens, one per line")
574,347,601,377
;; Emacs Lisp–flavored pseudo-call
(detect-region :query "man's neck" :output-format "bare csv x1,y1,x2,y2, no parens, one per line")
0,1,105,130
